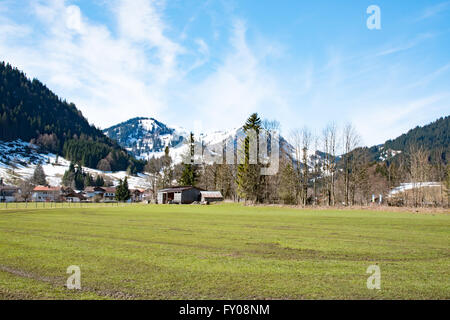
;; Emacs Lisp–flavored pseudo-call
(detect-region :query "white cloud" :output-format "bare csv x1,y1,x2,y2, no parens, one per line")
65,5,84,34
417,1,450,21
0,0,184,128
0,0,286,132
175,19,288,131
352,94,449,146
115,0,183,84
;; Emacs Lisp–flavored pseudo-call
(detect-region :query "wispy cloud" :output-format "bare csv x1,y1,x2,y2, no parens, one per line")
375,33,435,57
0,0,286,132
175,19,287,130
416,1,450,21
352,93,449,146
405,63,450,89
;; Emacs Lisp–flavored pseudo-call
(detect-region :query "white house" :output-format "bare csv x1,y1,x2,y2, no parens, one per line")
32,186,61,202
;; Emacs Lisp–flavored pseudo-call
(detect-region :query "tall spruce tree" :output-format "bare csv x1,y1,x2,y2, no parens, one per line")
115,179,123,201
62,162,88,190
115,177,131,202
236,113,262,203
180,132,198,186
122,177,131,201
161,146,173,188
31,163,47,186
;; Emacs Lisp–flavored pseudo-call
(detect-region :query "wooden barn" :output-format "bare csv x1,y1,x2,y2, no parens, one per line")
200,191,224,203
157,186,203,204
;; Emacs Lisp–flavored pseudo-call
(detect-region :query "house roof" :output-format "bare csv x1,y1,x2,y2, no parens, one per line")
158,186,204,193
64,192,87,200
200,191,224,198
33,186,61,192
84,186,105,192
102,187,116,193
0,185,19,191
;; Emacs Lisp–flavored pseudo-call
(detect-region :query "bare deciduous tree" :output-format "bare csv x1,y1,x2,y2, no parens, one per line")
341,123,361,206
322,123,338,206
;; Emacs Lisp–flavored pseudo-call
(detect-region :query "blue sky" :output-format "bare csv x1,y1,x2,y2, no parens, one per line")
0,0,449,146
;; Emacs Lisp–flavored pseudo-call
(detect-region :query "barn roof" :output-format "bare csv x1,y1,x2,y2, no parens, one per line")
200,191,224,198
0,184,19,191
158,186,204,193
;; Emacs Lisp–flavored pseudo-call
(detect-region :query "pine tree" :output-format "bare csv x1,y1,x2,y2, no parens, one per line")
236,113,262,203
115,179,123,201
62,163,75,187
31,163,47,185
122,177,131,201
84,174,93,188
279,161,297,204
180,132,198,186
161,146,173,188
115,178,130,202
95,175,105,187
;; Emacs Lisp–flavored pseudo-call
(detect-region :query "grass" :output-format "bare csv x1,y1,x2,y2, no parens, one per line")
0,203,448,300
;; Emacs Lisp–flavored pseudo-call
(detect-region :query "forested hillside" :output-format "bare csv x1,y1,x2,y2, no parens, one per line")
365,115,449,164
0,62,144,173
384,116,449,154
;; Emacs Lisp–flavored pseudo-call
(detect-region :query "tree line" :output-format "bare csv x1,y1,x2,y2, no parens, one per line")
144,113,449,208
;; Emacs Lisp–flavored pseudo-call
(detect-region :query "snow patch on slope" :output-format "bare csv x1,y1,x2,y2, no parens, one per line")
0,140,151,189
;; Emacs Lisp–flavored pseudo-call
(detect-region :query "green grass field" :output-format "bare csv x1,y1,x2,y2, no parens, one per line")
0,204,448,300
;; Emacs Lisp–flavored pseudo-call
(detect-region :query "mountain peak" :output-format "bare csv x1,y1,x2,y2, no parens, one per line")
103,117,244,162
103,117,185,159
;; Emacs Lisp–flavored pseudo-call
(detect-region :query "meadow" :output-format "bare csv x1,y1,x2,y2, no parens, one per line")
0,203,448,300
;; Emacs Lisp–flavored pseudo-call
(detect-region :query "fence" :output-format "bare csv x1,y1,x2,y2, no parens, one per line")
0,202,147,210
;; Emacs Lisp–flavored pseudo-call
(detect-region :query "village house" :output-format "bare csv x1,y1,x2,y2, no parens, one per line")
102,187,116,201
83,186,106,199
142,189,155,203
130,189,145,202
82,186,116,202
63,190,87,203
0,179,19,203
32,186,62,202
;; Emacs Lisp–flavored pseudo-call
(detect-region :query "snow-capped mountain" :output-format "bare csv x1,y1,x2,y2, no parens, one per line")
103,117,245,163
102,117,329,168
102,117,187,158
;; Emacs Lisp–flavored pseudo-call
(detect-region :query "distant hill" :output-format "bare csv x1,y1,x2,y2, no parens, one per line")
368,116,449,162
384,116,449,153
0,62,144,172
